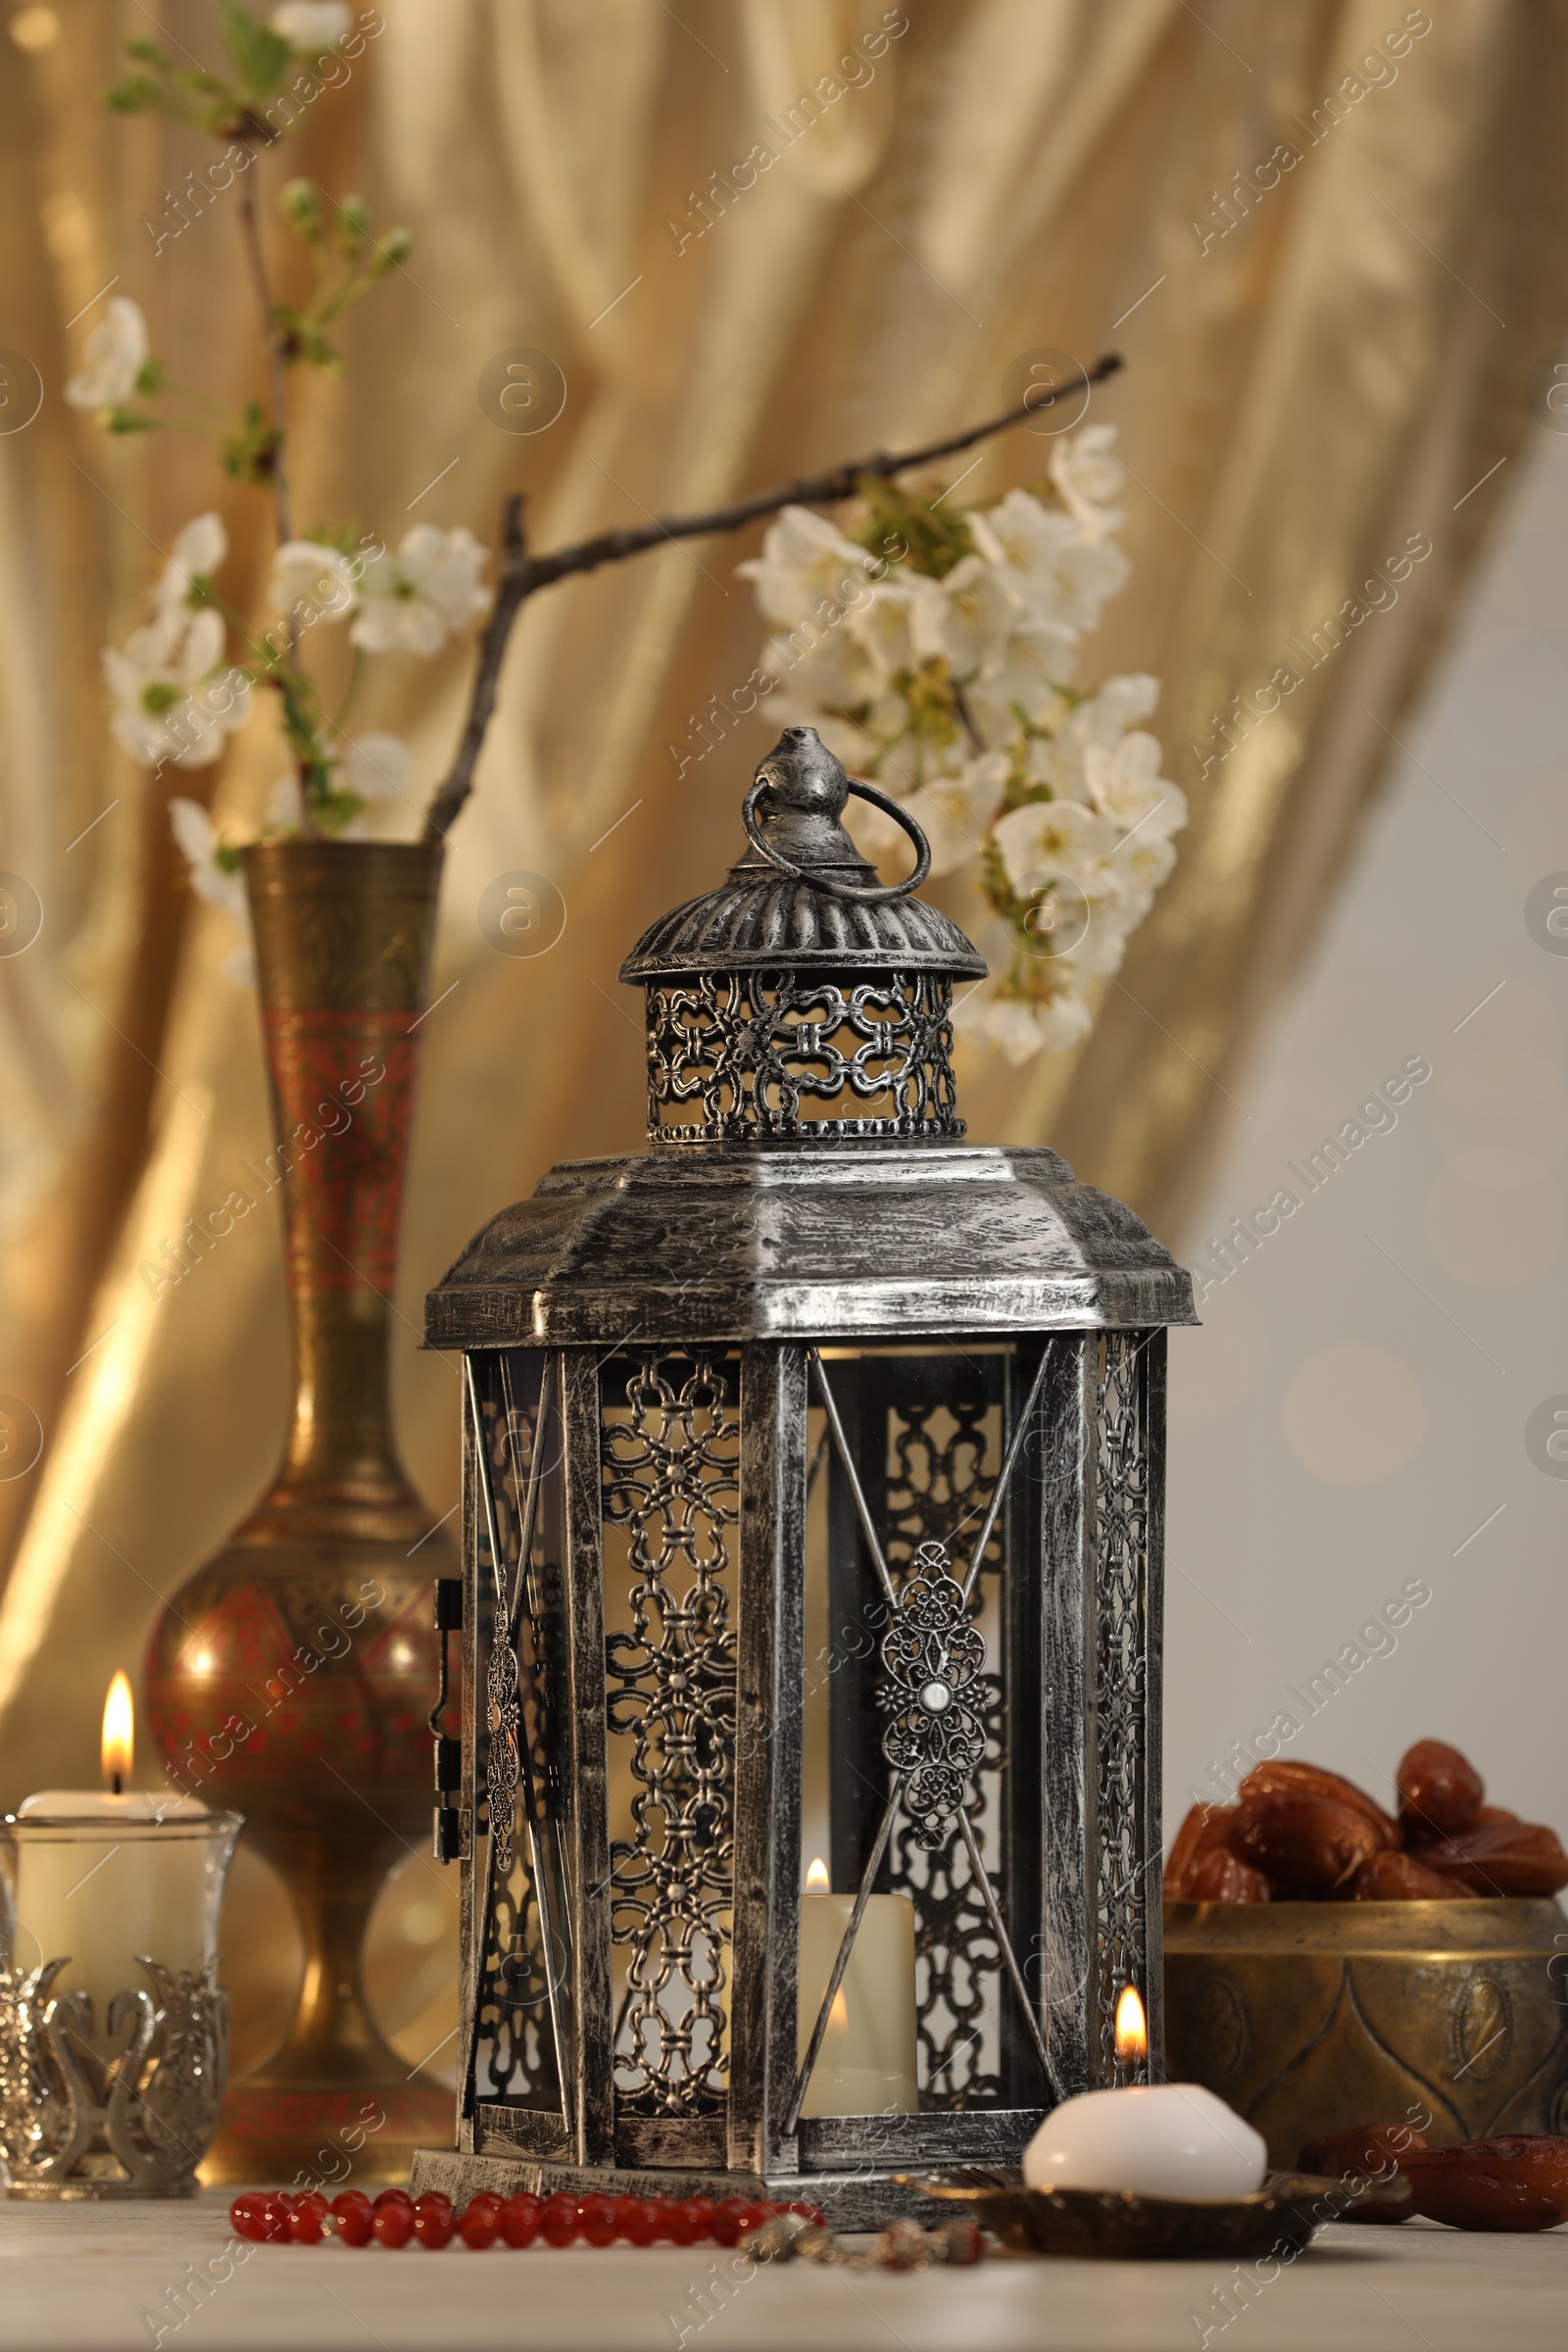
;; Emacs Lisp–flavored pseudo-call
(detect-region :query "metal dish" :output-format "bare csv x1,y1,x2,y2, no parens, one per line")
899,2166,1409,2258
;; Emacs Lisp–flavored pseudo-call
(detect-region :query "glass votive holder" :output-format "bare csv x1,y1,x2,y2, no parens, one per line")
0,1803,241,2197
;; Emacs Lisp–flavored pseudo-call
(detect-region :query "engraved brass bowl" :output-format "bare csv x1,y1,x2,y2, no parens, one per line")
904,2167,1400,2257
1165,1898,1568,2169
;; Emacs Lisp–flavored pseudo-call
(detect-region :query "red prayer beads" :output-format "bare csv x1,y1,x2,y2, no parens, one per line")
230,2185,827,2249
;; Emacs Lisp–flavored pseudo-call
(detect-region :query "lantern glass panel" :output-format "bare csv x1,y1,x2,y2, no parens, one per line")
797,1341,1051,2121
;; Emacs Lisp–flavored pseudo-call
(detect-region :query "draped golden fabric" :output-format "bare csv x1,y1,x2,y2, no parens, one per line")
1,0,1564,2058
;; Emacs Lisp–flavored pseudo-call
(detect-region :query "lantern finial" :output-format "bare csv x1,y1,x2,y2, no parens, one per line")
620,729,984,1145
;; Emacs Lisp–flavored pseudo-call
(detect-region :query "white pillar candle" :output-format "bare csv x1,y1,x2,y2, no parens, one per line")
1024,2083,1267,2199
797,1860,919,2118
5,1675,236,2059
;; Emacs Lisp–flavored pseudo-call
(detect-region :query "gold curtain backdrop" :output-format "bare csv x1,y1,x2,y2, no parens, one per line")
1,0,1565,2066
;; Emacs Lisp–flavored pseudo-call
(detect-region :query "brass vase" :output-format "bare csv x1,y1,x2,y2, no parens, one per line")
145,841,457,2185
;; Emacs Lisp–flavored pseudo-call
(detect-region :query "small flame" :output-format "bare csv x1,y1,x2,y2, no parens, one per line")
828,1987,849,2031
1114,1983,1148,2064
806,1856,830,1894
102,1671,133,1793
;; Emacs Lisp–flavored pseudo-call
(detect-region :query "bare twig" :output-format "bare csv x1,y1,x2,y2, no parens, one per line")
421,351,1123,841
422,495,531,842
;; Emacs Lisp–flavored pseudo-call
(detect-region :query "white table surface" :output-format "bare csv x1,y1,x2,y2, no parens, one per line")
1,2192,1563,2352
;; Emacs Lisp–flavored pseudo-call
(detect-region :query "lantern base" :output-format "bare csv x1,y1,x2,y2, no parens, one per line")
408,2147,948,2231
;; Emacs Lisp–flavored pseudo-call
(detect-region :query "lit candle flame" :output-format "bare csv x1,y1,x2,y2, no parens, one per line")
1114,1983,1147,2064
806,1856,830,1894
828,1987,848,2031
102,1671,133,1794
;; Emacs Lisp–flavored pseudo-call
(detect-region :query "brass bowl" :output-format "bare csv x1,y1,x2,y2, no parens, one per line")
904,2167,1403,2258
1165,1898,1568,2169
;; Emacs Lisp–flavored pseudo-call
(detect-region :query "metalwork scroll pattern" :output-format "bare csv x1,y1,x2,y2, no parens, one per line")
475,1867,554,2101
880,1543,988,1848
0,1959,226,2192
602,1354,739,2117
882,1402,1007,2107
473,1373,559,2106
1094,1332,1152,2084
644,969,962,1143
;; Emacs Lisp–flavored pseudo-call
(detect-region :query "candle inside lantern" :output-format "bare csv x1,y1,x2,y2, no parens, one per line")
1023,1988,1267,2199
6,1673,237,2058
797,1856,919,2118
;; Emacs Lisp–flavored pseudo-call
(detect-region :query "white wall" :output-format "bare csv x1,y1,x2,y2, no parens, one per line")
1164,424,1568,1846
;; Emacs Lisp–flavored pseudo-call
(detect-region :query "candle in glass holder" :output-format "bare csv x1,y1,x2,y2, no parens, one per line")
797,1856,919,2118
1023,1988,1266,2198
6,1673,235,2058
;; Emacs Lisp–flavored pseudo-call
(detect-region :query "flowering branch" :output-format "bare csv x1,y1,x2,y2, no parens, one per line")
729,416,1187,1063
422,355,1123,841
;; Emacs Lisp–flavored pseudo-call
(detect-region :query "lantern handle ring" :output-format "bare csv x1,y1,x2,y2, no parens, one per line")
742,774,932,904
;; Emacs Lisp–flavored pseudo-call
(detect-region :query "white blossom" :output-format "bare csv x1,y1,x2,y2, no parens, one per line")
842,574,949,683
169,798,245,919
171,799,254,983
891,752,1010,879
967,625,1081,739
736,507,885,628
270,1,351,48
761,608,894,715
65,296,148,412
1067,900,1131,978
1050,422,1125,539
955,988,1095,1064
1110,827,1179,926
969,492,1127,633
1085,729,1187,841
736,445,1178,1068
934,551,1026,677
103,608,249,769
350,525,491,656
1019,674,1163,804
992,797,1120,901
156,514,227,614
1072,671,1161,745
270,539,362,626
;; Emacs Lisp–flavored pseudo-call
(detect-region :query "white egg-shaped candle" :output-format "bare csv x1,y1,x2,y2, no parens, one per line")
1023,2084,1268,2201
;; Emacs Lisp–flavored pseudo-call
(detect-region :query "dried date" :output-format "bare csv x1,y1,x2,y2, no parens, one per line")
1406,1817,1568,1898
1233,1789,1382,1893
1165,1803,1242,1897
1345,1849,1475,1901
1184,1847,1272,1903
1241,1760,1401,1850
1399,2137,1568,2231
1396,1739,1484,1839
1297,2122,1426,2224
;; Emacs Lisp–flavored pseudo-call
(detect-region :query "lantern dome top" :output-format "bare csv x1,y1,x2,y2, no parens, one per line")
618,728,984,1145
620,726,985,982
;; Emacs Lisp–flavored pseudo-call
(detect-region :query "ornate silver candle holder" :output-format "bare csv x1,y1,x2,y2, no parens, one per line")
1,1807,240,2199
0,1955,228,2198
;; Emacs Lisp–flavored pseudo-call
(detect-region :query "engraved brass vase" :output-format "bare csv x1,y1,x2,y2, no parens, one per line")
1165,1898,1568,2167
144,842,457,2185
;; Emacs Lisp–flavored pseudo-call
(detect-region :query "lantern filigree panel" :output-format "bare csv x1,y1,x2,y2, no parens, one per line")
600,1350,741,2123
1091,1330,1161,2086
463,1350,569,2127
644,969,963,1143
